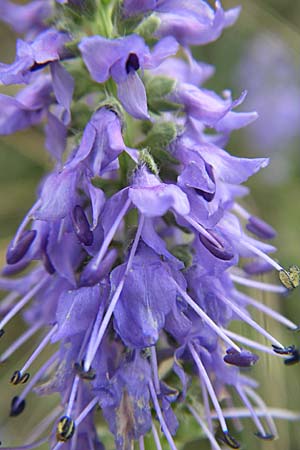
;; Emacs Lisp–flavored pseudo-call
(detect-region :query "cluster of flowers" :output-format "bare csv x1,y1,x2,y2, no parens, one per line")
0,1,299,449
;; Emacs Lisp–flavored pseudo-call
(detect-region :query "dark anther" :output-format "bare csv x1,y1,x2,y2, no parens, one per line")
0,329,4,338
56,416,75,442
284,349,300,366
255,432,275,440
10,396,26,417
73,361,96,380
126,53,140,74
72,205,93,246
199,230,234,261
20,372,30,384
6,230,37,265
10,371,30,385
10,370,21,385
272,344,295,355
219,431,240,449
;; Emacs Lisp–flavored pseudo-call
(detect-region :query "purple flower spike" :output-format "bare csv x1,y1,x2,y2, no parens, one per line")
6,230,37,265
72,205,94,246
224,347,259,367
246,216,277,240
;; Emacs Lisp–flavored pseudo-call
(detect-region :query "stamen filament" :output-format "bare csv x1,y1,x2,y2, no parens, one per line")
151,422,163,450
92,198,131,269
19,324,58,374
66,376,80,417
217,294,285,349
184,216,222,248
149,379,178,450
211,408,300,421
84,214,144,371
243,387,278,437
0,322,42,363
187,404,222,450
242,241,283,272
230,273,286,294
236,384,267,437
222,329,285,358
0,276,48,330
189,342,228,434
151,346,161,394
239,293,297,330
174,282,241,352
17,351,59,405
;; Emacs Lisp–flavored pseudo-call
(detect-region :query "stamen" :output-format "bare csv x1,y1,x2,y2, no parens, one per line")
56,416,75,442
184,216,222,248
10,396,26,417
18,324,58,375
151,422,163,450
222,329,286,358
217,293,285,349
66,376,80,417
218,432,240,449
279,265,300,290
211,407,300,421
242,241,283,272
237,292,298,330
0,322,41,363
16,351,59,407
284,349,300,366
272,345,295,355
230,273,286,294
199,375,214,433
83,304,105,373
188,342,228,435
0,291,19,315
0,276,48,331
139,436,145,450
10,370,30,386
91,198,131,272
84,214,144,371
174,282,241,352
73,361,95,380
150,346,161,394
187,404,222,450
243,387,278,438
236,384,268,438
149,380,178,450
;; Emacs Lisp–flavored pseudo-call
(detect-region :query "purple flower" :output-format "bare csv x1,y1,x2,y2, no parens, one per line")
79,34,178,119
0,28,70,85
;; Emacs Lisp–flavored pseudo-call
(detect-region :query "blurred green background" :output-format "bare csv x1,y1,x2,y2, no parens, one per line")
0,1,300,449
